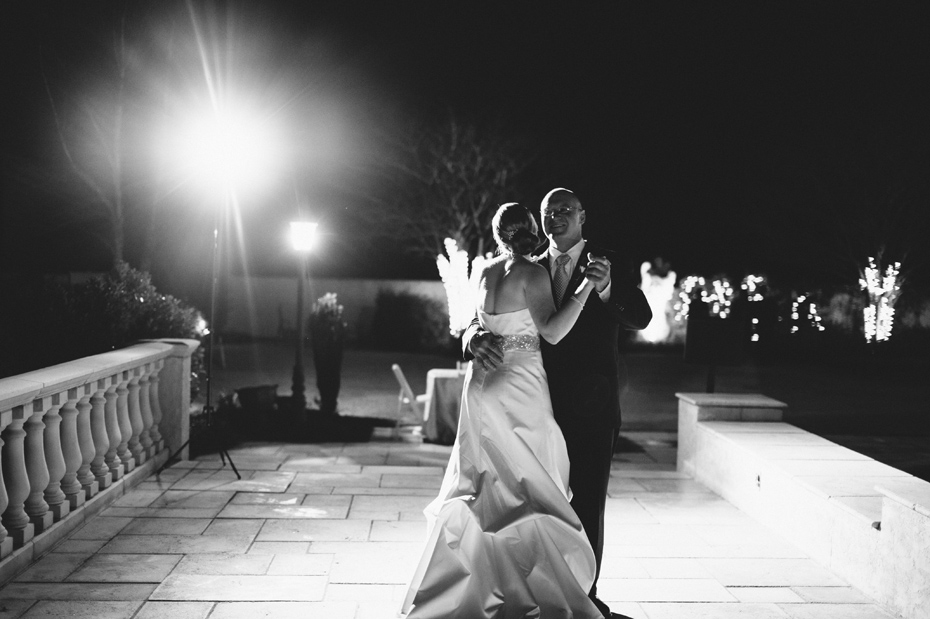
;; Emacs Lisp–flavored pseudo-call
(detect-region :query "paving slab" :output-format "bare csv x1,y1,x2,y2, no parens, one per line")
232,492,305,505
172,553,273,575
67,517,133,540
202,518,264,537
257,519,371,542
134,601,214,619
208,601,356,619
728,586,806,603
598,577,736,602
18,600,145,618
101,506,224,519
777,604,898,618
13,553,89,583
65,554,182,583
217,498,350,519
698,557,847,587
99,534,253,554
0,582,157,600
640,602,792,618
148,490,235,508
121,517,212,535
266,554,333,575
151,574,326,601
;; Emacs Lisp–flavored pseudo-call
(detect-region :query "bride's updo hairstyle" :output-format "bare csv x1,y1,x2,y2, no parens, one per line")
493,202,539,256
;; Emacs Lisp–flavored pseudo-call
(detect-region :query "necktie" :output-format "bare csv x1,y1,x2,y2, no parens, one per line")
552,253,571,307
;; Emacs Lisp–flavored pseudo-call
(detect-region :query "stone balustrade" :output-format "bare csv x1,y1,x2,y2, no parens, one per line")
677,392,930,619
0,339,199,583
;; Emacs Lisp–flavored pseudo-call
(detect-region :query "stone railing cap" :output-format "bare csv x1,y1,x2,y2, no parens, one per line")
0,377,44,413
0,341,191,411
142,338,201,354
876,478,930,518
675,392,788,408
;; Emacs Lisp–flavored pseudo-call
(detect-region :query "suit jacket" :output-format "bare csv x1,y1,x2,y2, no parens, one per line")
463,243,652,430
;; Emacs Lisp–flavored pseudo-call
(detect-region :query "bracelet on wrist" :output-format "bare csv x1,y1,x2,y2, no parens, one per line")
569,295,585,308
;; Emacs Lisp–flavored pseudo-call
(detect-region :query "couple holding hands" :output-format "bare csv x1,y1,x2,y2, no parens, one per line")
402,188,652,618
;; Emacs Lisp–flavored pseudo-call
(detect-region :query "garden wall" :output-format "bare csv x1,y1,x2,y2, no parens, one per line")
223,276,447,343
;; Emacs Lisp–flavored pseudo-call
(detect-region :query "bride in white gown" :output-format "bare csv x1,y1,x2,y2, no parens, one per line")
402,203,603,619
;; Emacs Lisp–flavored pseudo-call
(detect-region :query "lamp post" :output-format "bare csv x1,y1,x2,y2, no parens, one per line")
289,221,318,413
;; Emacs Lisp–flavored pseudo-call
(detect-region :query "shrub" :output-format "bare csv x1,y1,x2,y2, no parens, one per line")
2,262,205,396
367,289,455,353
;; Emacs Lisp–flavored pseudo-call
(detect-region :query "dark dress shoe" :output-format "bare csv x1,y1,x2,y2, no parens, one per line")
590,594,636,619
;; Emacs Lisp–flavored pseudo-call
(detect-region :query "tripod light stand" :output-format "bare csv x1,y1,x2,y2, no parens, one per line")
158,194,240,479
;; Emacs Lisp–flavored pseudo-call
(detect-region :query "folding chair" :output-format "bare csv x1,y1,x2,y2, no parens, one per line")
391,363,430,440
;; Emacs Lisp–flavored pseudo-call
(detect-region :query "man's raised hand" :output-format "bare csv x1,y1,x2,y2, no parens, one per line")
584,252,611,292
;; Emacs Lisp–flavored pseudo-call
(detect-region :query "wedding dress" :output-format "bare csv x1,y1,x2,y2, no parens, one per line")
401,308,602,619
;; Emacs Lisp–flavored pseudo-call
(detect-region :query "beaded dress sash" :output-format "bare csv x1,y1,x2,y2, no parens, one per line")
500,334,540,352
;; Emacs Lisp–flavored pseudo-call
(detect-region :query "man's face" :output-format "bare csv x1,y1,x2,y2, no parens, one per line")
541,193,585,249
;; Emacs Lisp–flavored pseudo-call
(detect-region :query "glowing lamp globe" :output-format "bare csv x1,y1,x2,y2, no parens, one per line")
290,221,318,253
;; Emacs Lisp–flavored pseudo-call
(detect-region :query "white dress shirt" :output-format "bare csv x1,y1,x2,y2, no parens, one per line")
548,239,612,302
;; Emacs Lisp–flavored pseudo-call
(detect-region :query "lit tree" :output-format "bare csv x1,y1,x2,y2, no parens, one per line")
436,239,491,337
859,253,903,343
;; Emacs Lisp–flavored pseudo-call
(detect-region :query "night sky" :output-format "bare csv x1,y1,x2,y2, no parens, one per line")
3,1,930,301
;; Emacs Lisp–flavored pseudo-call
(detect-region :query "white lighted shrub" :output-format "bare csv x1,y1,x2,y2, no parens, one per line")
436,238,491,337
859,256,903,343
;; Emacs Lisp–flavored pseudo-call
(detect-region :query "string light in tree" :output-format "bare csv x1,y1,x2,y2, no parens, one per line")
741,274,767,341
790,294,825,335
859,257,903,343
741,275,765,302
673,275,705,323
707,278,734,319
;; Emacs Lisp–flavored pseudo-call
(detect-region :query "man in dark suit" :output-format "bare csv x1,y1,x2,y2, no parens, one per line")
464,188,652,619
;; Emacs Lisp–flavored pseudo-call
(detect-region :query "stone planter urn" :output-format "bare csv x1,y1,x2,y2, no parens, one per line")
309,293,347,415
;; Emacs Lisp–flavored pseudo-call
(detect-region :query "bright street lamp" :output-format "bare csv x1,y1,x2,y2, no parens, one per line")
289,221,318,413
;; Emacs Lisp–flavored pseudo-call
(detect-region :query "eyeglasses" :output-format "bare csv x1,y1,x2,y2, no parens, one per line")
542,206,580,220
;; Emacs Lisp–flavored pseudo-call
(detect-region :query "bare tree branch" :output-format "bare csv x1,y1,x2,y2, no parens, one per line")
364,113,532,261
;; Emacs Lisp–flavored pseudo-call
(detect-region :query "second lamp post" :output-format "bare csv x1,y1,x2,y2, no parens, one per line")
289,221,318,413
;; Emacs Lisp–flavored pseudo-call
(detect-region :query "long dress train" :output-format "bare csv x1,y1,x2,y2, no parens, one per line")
401,308,602,619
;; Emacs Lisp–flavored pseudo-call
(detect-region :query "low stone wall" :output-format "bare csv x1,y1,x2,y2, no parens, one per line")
678,392,929,619
224,276,447,342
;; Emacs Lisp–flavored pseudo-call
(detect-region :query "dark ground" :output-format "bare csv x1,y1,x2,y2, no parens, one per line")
204,339,930,482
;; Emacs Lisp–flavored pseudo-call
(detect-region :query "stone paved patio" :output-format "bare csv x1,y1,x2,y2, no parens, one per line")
0,431,899,619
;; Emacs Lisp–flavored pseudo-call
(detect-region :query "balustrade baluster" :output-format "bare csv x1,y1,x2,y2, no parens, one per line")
75,384,100,498
1,408,32,549
42,394,69,521
59,388,84,510
0,419,12,559
115,372,135,472
24,399,53,534
90,379,114,488
103,378,125,480
148,360,165,452
138,364,155,458
127,368,145,465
